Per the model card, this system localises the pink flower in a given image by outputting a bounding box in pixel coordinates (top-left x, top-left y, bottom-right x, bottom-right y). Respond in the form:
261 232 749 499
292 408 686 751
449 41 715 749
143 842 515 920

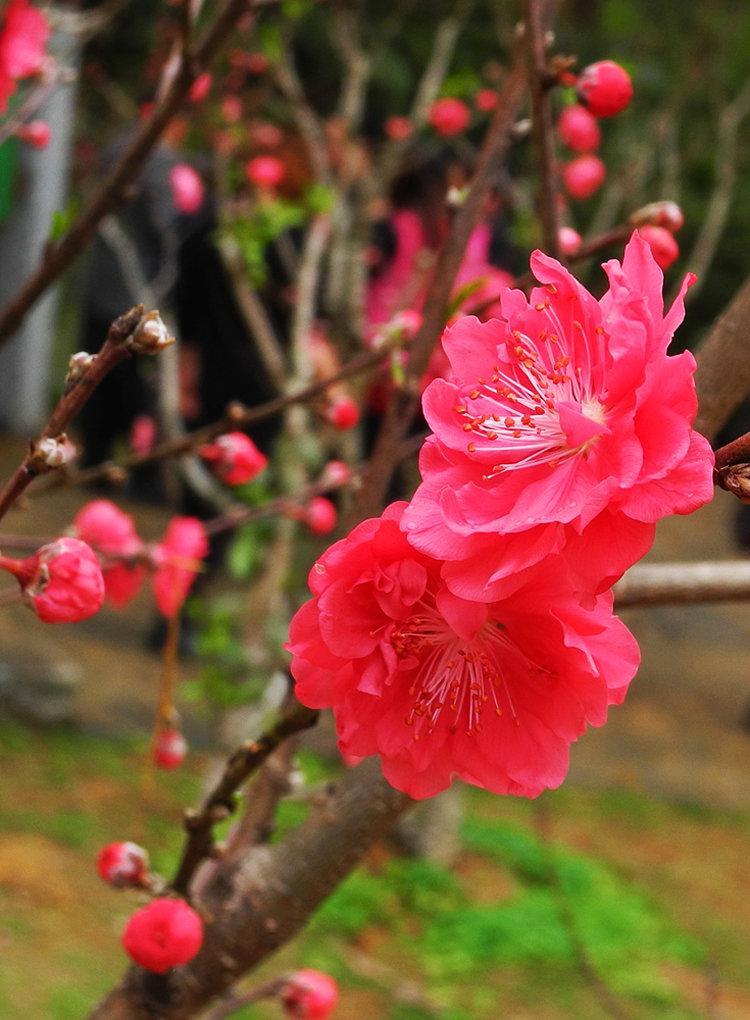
73 499 146 608
248 119 283 148
384 115 413 141
562 154 606 200
0 0 49 78
401 233 715 602
287 504 639 799
97 841 149 888
637 225 679 271
305 497 337 536
199 432 267 486
0 537 105 623
428 97 470 137
558 226 582 256
152 517 208 619
153 727 188 770
130 413 157 456
169 164 204 215
282 969 339 1018
245 155 285 189
557 104 601 152
122 898 203 973
577 60 633 118
16 118 50 148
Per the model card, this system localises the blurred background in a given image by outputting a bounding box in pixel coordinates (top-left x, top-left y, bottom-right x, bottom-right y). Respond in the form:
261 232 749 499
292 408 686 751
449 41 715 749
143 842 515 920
0 1 749 1017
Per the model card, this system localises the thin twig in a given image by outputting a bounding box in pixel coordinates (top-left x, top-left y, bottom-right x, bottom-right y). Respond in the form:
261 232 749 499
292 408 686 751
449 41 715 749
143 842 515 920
199 977 287 1020
524 0 560 257
171 702 319 896
615 561 750 607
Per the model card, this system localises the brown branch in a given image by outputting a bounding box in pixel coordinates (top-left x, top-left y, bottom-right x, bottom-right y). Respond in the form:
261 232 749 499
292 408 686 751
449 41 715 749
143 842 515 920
171 702 319 897
694 275 750 441
0 305 159 523
524 0 560 257
273 37 332 184
89 759 409 1019
199 978 287 1020
32 336 402 496
353 49 528 519
0 0 280 346
615 561 750 607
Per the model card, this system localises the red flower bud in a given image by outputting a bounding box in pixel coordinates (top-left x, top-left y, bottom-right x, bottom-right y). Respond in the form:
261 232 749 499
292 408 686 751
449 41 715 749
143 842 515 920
474 88 499 112
17 119 50 149
637 225 679 271
428 97 470 137
188 72 212 104
384 115 413 141
97 841 149 887
122 897 203 973
577 60 633 118
558 226 582 256
562 154 606 200
326 396 359 430
169 164 204 215
305 497 337 536
153 728 188 770
282 969 339 1019
557 104 600 152
245 155 285 189
0 537 105 623
322 460 351 488
199 432 268 486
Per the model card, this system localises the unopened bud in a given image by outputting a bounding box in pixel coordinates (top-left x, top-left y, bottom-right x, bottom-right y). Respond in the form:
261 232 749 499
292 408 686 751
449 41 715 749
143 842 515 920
720 463 750 504
34 435 77 469
447 185 468 208
65 351 96 391
629 200 684 233
127 311 175 355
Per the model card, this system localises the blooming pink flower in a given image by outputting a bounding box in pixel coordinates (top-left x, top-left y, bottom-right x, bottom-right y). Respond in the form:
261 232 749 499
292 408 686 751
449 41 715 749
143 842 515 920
428 97 470 137
245 155 285 189
305 497 337 536
557 104 601 152
0 537 105 623
577 60 633 118
384 115 413 141
637 225 679 270
16 118 50 148
122 897 203 973
73 500 146 608
287 504 639 799
199 432 267 486
282 969 339 1018
169 164 204 215
558 226 582 255
152 517 208 619
562 154 606 200
153 727 188 769
401 233 715 603
97 841 149 888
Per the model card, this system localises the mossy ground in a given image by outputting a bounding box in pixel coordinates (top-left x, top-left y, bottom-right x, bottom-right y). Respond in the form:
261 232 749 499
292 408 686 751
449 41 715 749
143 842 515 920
0 722 748 1019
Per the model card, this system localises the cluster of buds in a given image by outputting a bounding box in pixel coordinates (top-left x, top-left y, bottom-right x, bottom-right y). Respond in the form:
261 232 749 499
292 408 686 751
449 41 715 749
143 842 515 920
557 60 632 203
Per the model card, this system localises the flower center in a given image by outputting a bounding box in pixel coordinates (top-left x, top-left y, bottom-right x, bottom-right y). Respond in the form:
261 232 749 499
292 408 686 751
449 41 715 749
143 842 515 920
452 299 608 479
390 601 553 739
